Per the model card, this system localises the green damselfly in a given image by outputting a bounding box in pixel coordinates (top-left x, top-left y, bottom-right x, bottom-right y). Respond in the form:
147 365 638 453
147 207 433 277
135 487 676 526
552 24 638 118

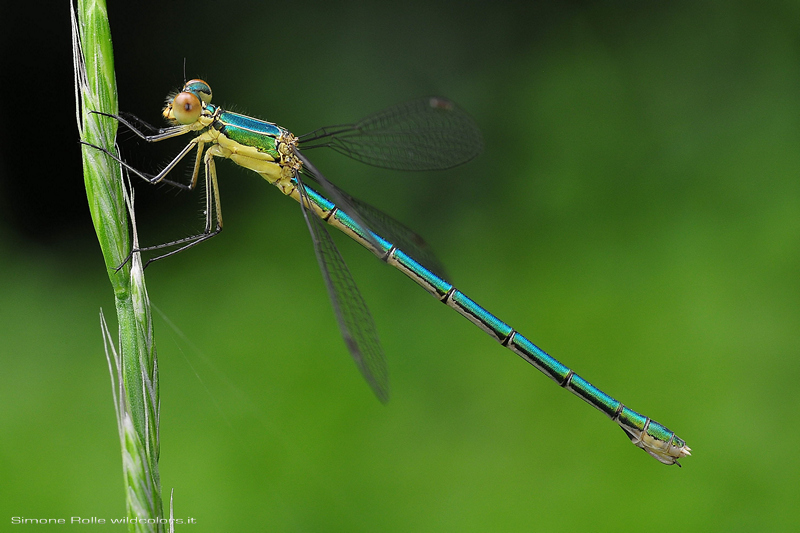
84 79 691 465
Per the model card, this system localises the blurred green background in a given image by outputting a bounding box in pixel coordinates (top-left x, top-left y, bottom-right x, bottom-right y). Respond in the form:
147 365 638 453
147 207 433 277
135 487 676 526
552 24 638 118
2 0 799 531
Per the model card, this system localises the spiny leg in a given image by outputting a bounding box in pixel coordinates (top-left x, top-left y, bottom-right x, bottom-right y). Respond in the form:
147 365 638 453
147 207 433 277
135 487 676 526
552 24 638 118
130 145 224 269
80 139 199 190
89 110 193 142
82 115 219 269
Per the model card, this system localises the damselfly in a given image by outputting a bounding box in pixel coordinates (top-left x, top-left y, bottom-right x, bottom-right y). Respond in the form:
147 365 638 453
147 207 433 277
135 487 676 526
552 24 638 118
84 79 690 465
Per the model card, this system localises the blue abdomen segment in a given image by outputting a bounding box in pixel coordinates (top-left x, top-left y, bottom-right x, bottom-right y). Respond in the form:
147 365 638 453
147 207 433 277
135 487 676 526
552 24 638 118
566 373 622 418
391 249 453 298
294 177 688 464
448 290 513 341
332 210 394 257
507 332 571 384
300 183 336 214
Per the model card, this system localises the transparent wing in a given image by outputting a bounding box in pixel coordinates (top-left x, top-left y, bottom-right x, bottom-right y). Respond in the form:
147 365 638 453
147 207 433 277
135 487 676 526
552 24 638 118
297 148 447 278
298 96 483 171
335 190 448 279
296 151 447 278
295 173 389 403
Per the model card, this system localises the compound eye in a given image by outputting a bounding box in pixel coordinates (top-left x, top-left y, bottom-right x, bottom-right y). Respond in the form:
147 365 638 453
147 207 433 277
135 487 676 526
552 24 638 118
184 79 212 104
172 91 202 124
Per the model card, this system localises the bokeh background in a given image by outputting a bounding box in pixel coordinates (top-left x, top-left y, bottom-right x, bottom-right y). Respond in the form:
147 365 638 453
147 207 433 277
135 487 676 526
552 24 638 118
2 1 799 531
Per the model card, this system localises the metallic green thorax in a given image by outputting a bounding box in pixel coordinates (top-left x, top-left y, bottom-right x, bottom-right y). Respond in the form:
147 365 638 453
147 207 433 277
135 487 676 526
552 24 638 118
209 104 285 160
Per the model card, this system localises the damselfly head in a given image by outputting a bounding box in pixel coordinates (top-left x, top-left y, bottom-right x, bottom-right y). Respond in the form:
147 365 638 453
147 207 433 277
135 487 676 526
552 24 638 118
163 79 213 125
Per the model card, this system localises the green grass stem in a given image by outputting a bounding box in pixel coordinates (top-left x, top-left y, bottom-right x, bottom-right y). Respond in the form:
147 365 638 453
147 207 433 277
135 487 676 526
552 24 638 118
72 1 167 530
